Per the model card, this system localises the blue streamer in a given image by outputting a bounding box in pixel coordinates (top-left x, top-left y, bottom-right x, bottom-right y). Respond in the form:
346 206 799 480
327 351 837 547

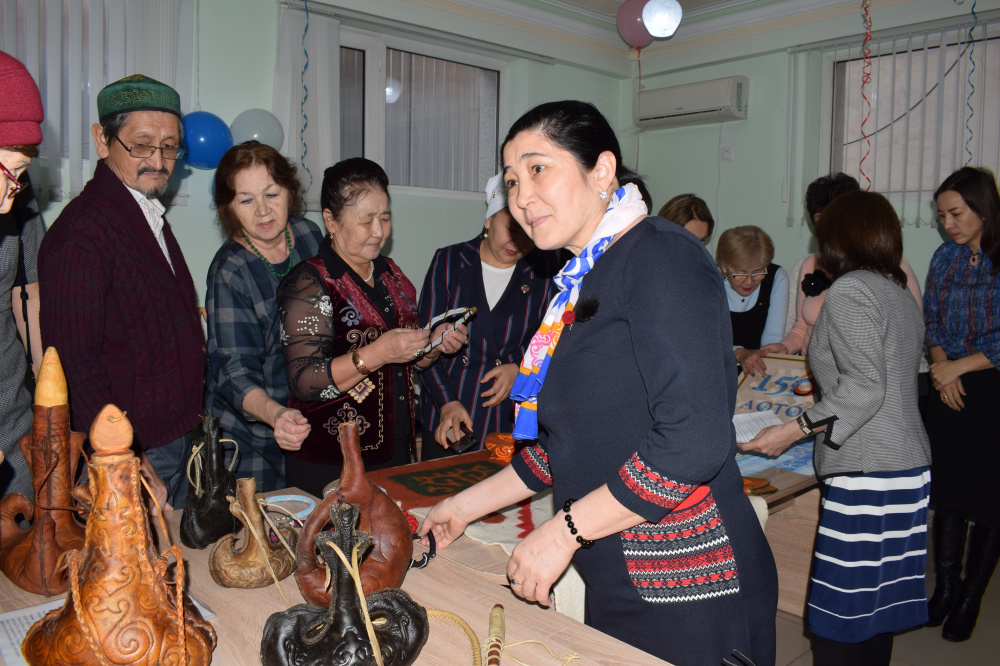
300 0 313 195
962 1 978 166
964 0 978 166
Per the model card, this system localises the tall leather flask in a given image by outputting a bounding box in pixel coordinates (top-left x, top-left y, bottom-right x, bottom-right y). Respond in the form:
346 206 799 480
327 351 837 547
0 348 86 596
295 421 413 607
208 476 297 588
261 502 428 666
21 404 217 665
180 415 238 549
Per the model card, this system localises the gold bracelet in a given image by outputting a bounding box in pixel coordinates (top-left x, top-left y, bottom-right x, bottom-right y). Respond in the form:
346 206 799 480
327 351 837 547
352 350 371 376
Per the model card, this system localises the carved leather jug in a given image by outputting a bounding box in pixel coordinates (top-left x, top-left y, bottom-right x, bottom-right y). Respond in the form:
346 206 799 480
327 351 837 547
180 415 238 549
209 476 297 588
296 421 413 606
21 404 217 665
261 502 428 666
0 348 86 596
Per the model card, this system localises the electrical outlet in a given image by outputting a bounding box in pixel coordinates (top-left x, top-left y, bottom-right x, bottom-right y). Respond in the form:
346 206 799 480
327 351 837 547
721 147 733 162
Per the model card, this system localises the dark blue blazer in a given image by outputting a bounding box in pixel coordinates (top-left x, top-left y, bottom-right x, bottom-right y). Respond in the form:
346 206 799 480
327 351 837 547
417 237 559 446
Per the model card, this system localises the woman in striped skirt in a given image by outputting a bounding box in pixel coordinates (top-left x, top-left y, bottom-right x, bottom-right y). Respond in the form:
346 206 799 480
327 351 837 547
741 190 931 665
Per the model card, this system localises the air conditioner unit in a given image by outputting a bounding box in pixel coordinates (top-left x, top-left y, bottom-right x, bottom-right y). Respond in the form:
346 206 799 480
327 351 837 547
636 76 748 129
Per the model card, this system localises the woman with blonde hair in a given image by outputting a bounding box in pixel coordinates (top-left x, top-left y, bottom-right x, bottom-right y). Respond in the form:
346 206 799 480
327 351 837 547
716 225 788 377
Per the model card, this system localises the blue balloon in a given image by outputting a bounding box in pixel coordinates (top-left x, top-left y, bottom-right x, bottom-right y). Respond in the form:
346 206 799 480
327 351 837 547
182 111 233 170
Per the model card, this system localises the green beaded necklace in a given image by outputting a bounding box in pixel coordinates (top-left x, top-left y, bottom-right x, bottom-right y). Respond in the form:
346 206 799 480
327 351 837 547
242 228 294 278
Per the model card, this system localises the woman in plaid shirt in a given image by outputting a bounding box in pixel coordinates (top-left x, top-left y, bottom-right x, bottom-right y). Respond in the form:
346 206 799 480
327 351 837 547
204 142 324 491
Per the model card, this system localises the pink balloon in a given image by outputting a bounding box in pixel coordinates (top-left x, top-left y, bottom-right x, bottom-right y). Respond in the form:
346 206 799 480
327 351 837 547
617 0 653 49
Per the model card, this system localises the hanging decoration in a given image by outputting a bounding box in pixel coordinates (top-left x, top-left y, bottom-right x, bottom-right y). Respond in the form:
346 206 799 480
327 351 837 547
617 0 654 49
858 0 874 191
635 46 643 172
642 0 684 38
299 0 313 196
964 0 978 166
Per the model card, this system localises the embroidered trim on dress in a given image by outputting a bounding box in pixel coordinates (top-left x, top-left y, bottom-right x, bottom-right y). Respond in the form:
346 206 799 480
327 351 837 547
622 490 740 603
620 453 698 510
519 445 552 486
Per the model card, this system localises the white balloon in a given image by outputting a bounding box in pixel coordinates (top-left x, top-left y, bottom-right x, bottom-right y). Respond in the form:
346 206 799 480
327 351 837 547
230 108 285 150
642 0 683 39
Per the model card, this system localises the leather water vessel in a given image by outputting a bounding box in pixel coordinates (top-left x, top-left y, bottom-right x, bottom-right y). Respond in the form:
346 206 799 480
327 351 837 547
295 421 412 607
209 476 297 588
0 348 85 596
261 502 428 666
180 415 238 549
21 404 217 665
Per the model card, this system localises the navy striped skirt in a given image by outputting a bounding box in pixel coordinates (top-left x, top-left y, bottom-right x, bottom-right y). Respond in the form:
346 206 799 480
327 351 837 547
807 467 931 643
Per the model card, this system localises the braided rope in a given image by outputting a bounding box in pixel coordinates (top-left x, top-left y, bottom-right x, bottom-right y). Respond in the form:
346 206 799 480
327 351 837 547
428 608 482 666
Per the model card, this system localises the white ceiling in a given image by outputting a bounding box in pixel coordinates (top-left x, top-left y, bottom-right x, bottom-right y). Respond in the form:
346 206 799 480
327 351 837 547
444 0 851 49
540 0 756 22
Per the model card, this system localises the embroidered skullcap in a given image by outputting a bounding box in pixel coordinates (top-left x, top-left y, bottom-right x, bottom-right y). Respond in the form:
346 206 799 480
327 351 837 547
0 51 44 147
485 172 507 219
97 74 181 122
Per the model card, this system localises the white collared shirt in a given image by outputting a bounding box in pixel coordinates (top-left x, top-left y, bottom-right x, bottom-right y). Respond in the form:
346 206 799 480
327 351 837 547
126 185 174 273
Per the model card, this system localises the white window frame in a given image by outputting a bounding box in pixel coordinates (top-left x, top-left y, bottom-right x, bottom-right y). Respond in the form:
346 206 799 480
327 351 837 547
339 27 508 200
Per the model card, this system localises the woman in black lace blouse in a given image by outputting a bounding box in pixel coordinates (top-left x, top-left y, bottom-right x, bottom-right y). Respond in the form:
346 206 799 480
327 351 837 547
276 158 464 496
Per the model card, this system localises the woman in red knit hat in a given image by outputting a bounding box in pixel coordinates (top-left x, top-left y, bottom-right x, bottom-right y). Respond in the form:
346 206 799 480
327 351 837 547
0 50 44 494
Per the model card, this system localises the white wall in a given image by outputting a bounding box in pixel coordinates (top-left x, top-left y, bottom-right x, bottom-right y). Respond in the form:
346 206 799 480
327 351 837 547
629 0 1000 291
34 0 1000 299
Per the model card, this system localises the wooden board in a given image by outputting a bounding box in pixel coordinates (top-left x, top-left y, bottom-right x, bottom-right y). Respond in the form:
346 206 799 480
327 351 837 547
763 487 822 617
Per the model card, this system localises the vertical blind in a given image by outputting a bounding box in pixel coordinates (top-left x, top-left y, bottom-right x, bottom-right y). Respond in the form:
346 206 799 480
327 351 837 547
787 10 1000 228
384 49 498 192
0 0 193 203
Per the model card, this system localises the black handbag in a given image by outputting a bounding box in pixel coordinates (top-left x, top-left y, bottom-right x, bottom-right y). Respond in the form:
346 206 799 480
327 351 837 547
179 416 239 549
260 502 428 666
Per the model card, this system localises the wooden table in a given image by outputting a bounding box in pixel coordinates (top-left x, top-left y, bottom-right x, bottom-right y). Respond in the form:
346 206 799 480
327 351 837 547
0 492 670 666
376 451 823 620
745 466 821 617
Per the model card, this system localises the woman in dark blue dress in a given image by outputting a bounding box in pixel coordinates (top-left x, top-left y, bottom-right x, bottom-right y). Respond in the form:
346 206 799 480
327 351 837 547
419 101 777 665
417 175 556 458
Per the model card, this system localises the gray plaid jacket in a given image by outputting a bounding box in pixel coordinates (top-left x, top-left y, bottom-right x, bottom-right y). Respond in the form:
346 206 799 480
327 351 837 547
805 270 931 477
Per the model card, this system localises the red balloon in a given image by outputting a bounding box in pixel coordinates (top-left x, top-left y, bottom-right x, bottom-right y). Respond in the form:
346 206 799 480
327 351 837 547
617 0 653 49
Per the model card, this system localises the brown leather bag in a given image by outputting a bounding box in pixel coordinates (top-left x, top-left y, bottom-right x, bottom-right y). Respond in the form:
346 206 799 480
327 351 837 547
0 348 86 596
295 420 413 607
21 404 217 665
209 476 297 588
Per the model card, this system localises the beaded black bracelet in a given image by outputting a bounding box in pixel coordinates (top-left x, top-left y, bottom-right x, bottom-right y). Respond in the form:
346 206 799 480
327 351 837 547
562 498 594 549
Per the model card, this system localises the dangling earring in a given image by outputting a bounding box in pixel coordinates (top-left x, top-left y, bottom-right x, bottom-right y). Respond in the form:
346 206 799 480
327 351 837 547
599 190 608 200
482 227 489 239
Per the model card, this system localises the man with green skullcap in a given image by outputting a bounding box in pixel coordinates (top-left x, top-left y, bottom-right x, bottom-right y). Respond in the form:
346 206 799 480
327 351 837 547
38 75 204 515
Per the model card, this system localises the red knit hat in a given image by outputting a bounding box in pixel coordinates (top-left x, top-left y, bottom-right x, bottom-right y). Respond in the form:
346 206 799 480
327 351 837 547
0 51 44 147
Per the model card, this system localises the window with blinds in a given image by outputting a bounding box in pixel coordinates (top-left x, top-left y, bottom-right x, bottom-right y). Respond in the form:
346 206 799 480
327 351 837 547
832 35 999 196
786 10 1000 228
383 49 499 193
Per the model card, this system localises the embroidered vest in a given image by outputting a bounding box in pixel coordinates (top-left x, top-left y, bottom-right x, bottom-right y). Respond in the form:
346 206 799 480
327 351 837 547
288 257 420 466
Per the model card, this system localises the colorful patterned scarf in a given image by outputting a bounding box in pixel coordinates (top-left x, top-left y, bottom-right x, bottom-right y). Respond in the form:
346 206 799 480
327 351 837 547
510 183 648 440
